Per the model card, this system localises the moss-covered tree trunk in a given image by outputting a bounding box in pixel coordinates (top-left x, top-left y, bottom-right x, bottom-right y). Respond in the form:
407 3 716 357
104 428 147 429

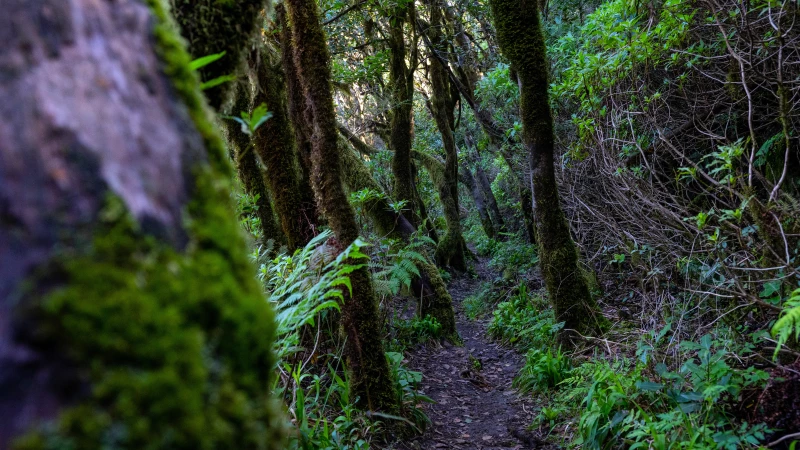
338 137 458 339
426 1 468 271
284 0 397 412
489 0 606 342
279 4 322 235
0 1 284 447
225 83 286 249
461 163 496 239
388 5 421 226
251 31 316 251
473 158 507 235
169 0 269 110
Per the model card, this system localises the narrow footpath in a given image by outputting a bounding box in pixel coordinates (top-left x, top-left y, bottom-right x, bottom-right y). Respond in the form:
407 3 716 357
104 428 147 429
399 260 558 450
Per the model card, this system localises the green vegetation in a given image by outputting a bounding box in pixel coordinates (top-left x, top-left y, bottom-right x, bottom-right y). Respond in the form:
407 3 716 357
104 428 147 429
6 0 800 447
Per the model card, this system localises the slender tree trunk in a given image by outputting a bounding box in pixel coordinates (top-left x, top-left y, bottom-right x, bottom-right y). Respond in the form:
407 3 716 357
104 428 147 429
474 159 507 235
461 163 496 239
388 5 420 226
519 183 538 244
414 171 441 243
426 1 468 271
285 0 397 411
489 0 606 342
280 5 322 235
252 28 316 251
0 0 283 447
225 83 286 250
415 151 468 270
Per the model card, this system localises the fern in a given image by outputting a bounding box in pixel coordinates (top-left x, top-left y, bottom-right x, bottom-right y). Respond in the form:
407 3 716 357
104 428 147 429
372 233 434 296
261 230 367 360
772 288 800 358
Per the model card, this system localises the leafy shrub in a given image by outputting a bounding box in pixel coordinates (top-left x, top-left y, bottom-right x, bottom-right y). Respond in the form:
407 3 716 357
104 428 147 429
488 285 562 350
385 352 434 433
487 238 539 281
572 336 769 449
392 316 443 349
261 230 364 360
515 348 572 394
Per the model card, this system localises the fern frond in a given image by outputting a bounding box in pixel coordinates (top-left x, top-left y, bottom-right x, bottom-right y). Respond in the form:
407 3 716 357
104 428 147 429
771 289 800 359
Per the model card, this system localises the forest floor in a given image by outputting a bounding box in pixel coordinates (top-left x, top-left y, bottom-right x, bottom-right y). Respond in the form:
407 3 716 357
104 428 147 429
395 259 559 450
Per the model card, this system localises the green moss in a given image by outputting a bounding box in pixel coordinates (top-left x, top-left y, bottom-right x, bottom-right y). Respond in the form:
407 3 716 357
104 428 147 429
13 3 285 448
167 0 269 110
16 189 284 450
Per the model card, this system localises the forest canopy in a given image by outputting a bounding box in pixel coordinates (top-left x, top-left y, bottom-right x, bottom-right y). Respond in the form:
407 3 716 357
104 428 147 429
1 0 799 448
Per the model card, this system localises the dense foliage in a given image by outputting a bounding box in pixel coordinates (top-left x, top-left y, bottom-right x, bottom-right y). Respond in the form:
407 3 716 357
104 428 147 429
5 0 799 447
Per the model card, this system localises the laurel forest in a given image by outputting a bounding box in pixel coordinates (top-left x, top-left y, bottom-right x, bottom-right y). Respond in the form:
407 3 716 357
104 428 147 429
2 0 800 448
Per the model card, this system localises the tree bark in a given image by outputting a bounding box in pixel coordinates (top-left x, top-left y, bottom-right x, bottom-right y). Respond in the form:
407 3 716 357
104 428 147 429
461 163 496 239
0 0 283 447
252 31 317 251
279 4 322 235
225 83 286 250
489 0 606 343
426 1 468 271
388 4 421 226
169 0 269 110
285 0 397 412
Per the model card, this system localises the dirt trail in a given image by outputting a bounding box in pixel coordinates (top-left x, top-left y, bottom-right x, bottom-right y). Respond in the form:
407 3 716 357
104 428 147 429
399 260 556 450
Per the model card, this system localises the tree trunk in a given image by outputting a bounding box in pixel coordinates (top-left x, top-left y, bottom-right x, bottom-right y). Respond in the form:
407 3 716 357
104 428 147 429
279 4 322 235
252 30 317 251
0 1 283 447
169 0 269 110
225 83 286 250
489 0 606 343
519 183 538 244
461 163 496 239
415 152 468 270
388 5 421 226
339 136 458 338
426 1 468 271
285 0 397 412
474 160 507 235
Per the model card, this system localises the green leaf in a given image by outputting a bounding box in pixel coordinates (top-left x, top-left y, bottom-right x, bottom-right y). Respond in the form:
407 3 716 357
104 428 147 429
635 381 664 392
190 51 227 70
200 74 236 90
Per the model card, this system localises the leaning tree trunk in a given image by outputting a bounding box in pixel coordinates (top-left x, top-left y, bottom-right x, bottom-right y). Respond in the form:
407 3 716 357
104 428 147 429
415 151 470 270
489 0 606 343
426 1 468 271
0 1 284 448
461 163 497 240
285 0 397 412
466 143 507 236
338 136 458 339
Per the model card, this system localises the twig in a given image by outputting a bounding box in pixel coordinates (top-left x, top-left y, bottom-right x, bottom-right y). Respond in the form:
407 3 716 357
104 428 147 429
767 431 800 447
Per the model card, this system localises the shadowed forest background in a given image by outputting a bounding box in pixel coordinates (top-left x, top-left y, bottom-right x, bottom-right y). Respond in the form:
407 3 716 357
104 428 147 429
1 0 800 448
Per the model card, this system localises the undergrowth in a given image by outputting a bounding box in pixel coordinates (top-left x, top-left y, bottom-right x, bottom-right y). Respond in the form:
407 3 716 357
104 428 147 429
246 225 433 448
472 276 778 449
